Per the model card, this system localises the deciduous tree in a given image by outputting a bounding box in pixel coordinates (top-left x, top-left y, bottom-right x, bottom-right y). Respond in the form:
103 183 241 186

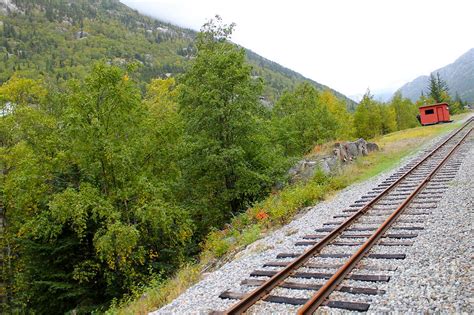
390 92 419 130
272 83 338 157
178 16 281 233
353 90 382 139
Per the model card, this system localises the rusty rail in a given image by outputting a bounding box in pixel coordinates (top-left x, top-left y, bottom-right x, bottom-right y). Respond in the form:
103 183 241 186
222 117 473 315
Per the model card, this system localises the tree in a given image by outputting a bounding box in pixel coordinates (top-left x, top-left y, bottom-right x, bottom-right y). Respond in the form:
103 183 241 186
416 90 429 107
0 75 47 109
178 16 281 233
427 72 450 103
353 90 383 139
143 77 184 185
450 91 466 115
2 64 193 312
390 92 419 130
272 83 339 156
318 89 353 139
379 103 397 134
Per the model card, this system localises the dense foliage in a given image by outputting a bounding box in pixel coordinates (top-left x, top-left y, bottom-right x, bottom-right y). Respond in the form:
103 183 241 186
178 19 284 237
390 92 419 130
354 91 389 139
272 83 338 156
0 16 355 313
1 66 194 312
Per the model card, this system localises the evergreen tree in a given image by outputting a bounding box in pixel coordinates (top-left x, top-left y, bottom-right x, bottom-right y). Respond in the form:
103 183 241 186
427 72 450 103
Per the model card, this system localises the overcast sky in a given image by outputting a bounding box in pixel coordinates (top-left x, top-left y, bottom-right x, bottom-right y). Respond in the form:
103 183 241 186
121 0 473 98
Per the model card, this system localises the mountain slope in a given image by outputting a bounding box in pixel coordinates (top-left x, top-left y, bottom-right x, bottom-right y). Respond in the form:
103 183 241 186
397 48 474 103
0 0 356 108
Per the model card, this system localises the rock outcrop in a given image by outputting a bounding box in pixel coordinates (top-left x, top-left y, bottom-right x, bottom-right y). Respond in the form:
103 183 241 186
288 139 379 183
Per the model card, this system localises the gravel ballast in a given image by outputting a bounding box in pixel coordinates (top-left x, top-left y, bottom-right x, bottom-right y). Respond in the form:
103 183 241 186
154 118 473 315
367 132 473 313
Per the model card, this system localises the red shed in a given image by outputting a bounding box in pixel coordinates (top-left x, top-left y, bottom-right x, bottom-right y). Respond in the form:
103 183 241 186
418 103 451 126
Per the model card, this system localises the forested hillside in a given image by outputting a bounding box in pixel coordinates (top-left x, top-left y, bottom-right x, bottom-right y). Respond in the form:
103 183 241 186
0 0 355 106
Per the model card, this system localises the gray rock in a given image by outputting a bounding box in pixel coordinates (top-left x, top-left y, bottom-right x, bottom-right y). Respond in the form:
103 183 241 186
344 141 360 159
333 142 349 162
355 138 369 156
289 138 378 183
367 142 380 153
75 31 88 39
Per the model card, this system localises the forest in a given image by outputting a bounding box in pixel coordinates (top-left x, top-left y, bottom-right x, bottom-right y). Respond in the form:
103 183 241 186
0 4 469 314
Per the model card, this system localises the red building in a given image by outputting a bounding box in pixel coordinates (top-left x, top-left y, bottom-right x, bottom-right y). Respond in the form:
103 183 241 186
418 103 451 126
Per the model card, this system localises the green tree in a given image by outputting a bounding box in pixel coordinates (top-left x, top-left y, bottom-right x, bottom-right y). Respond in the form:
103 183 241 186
379 103 397 134
178 17 282 234
390 92 419 130
143 77 184 186
1 64 193 313
449 91 466 114
427 72 450 103
0 75 47 113
353 90 382 139
272 83 338 156
318 89 353 139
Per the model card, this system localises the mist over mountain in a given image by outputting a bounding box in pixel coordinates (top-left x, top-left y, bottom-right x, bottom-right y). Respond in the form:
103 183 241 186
396 48 474 103
372 88 397 102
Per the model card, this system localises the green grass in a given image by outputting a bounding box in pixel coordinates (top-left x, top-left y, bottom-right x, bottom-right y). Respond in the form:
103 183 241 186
106 264 202 315
110 113 471 315
349 114 468 182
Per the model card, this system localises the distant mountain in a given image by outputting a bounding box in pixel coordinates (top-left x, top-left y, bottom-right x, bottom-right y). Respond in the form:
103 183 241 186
348 93 364 103
374 87 400 102
396 48 474 103
349 88 394 103
244 49 356 109
0 0 356 108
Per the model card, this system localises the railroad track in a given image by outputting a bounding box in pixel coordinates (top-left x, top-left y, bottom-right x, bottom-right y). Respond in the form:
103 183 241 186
216 117 473 314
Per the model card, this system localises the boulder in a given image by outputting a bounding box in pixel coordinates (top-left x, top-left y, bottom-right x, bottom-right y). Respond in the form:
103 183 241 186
288 159 320 183
287 138 379 184
333 143 349 162
355 138 369 156
342 138 368 160
320 155 340 174
367 142 379 153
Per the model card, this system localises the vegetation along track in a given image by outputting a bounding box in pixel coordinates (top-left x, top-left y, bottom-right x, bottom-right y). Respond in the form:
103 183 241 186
216 117 474 314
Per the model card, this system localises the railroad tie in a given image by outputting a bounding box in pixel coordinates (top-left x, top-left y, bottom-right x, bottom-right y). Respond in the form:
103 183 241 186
218 291 371 311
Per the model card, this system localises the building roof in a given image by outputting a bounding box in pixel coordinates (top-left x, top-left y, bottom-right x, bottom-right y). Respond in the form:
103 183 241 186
419 102 448 109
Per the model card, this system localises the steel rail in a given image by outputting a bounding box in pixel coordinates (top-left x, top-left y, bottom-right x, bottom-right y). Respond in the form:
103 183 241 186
297 123 472 314
223 117 473 315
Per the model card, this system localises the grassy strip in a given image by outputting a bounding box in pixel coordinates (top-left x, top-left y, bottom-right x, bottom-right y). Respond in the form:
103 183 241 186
346 118 464 182
109 114 469 315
